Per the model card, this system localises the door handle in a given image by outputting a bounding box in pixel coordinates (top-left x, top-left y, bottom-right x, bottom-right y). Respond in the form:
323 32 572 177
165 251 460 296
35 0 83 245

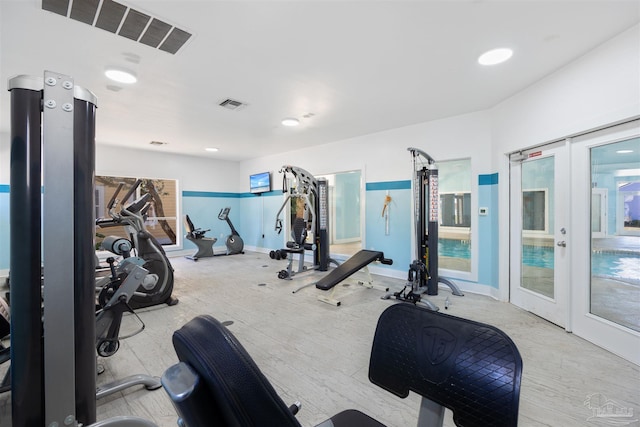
556 241 566 247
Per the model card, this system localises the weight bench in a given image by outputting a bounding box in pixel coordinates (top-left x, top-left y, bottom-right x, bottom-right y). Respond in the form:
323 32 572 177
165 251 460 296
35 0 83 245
293 250 393 305
184 214 217 261
161 303 522 426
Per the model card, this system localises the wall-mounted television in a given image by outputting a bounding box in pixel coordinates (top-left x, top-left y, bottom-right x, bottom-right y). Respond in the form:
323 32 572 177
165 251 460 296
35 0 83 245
249 171 271 194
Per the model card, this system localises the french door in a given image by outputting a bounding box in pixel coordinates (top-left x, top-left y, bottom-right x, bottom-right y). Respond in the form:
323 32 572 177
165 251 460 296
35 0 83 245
509 120 639 364
509 143 570 328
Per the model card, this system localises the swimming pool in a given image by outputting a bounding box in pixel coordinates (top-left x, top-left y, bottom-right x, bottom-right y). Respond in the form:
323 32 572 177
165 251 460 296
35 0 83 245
438 239 640 282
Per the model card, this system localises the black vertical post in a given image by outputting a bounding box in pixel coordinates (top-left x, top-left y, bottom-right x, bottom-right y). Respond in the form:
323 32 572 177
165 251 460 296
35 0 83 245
9 88 45 426
416 168 430 292
427 167 439 295
317 179 329 271
73 97 97 425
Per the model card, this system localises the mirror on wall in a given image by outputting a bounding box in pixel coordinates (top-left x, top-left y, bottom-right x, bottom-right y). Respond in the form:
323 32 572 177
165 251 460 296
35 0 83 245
317 170 362 257
437 158 472 273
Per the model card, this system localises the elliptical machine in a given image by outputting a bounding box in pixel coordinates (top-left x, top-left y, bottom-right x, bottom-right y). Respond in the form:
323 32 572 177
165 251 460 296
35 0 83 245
96 180 178 309
217 207 244 255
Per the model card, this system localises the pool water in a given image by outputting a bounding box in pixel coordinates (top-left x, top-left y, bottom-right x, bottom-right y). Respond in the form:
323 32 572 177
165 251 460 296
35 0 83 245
438 239 640 282
438 239 471 259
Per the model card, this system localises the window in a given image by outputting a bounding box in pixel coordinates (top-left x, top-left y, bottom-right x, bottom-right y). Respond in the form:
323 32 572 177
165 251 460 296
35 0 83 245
95 176 179 248
440 193 471 227
522 189 548 232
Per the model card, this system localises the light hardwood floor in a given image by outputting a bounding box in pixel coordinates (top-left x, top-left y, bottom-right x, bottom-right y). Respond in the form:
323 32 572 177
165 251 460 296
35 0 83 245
1 251 638 426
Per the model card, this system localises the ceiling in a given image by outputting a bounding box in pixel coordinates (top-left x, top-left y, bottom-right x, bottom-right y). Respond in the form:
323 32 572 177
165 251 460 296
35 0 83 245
1 0 638 162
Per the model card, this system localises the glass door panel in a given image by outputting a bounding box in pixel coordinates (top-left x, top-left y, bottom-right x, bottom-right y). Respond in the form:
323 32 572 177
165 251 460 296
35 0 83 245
590 139 640 332
521 157 555 299
571 120 639 365
510 144 569 328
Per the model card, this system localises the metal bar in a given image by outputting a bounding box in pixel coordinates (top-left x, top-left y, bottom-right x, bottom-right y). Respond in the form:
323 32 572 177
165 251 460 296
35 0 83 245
416 397 445 427
9 83 45 427
42 70 78 426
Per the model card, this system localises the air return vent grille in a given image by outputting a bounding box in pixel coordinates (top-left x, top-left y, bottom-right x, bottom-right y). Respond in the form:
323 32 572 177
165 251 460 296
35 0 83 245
42 0 192 54
219 99 248 111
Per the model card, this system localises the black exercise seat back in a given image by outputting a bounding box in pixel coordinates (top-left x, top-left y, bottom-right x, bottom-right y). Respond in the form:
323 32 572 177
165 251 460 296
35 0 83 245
184 214 209 239
369 303 522 427
286 217 307 251
171 315 302 427
184 215 196 237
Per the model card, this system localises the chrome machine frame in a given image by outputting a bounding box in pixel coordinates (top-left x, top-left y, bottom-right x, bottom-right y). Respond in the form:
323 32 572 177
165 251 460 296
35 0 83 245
274 165 333 275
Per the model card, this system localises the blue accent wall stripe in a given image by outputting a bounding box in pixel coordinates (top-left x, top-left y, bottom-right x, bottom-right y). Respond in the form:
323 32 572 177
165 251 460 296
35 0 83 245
183 190 283 198
183 191 240 198
479 173 498 185
366 180 411 191
240 190 282 198
0 185 8 193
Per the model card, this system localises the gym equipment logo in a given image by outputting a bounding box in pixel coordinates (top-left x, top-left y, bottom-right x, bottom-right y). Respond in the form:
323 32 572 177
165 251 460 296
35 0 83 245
584 393 637 426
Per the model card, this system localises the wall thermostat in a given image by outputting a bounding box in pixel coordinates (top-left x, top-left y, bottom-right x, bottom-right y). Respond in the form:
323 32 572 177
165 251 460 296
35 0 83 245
479 207 488 215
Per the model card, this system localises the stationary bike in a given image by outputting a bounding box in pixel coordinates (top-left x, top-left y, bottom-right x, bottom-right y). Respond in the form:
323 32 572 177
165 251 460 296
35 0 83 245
217 207 244 255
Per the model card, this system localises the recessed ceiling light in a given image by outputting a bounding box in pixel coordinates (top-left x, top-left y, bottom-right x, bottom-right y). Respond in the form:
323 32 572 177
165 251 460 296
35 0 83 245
478 48 513 66
205 147 219 152
616 149 634 154
281 118 299 127
105 68 137 84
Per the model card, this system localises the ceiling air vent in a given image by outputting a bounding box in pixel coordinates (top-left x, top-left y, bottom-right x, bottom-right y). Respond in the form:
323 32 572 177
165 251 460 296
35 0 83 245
41 0 192 54
219 99 248 111
149 140 168 146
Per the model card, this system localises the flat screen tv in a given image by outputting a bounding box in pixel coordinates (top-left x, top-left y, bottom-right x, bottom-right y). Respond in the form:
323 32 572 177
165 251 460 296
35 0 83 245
249 171 271 194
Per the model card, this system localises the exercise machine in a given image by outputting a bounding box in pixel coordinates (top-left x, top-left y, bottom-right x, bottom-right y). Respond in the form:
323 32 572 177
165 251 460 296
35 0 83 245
217 207 244 255
95 251 148 357
96 179 178 309
383 147 463 311
276 217 315 280
273 165 336 280
94 260 162 401
0 297 9 393
311 250 393 306
9 71 158 426
183 214 217 260
1 248 160 398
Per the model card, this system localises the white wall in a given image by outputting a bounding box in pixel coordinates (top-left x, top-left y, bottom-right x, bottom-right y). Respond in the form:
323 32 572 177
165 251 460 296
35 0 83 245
239 109 492 185
97 144 240 192
0 133 9 183
492 24 640 157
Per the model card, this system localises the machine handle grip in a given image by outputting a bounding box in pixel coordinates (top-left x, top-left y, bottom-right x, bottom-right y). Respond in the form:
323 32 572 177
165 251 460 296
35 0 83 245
126 193 151 213
121 179 142 205
107 182 125 210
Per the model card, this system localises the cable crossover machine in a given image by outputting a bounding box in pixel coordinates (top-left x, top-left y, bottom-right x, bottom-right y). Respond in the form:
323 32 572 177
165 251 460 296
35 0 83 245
383 147 464 311
273 165 337 279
